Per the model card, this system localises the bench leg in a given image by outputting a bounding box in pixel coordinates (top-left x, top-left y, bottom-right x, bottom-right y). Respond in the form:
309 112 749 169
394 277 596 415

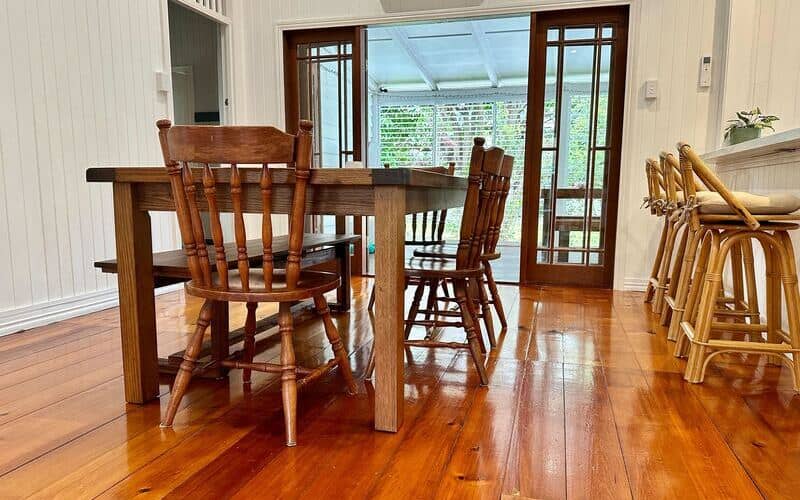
332 241 352 312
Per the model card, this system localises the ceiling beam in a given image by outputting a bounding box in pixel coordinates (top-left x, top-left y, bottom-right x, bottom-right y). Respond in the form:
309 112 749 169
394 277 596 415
469 22 499 88
387 27 438 91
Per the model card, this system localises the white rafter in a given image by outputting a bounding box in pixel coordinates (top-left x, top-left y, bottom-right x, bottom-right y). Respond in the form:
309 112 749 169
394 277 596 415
469 21 499 88
387 27 438 91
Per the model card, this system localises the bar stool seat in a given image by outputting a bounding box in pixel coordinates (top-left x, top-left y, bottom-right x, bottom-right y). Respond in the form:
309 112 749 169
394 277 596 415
695 190 800 215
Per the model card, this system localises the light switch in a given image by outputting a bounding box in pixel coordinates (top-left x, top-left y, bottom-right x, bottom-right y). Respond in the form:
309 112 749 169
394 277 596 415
155 71 171 93
645 80 658 100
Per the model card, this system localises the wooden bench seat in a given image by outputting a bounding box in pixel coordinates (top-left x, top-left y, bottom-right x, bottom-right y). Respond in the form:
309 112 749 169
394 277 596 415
94 233 359 377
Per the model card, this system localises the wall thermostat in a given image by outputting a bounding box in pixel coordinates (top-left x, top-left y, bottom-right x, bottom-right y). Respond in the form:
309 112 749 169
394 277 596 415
699 55 712 88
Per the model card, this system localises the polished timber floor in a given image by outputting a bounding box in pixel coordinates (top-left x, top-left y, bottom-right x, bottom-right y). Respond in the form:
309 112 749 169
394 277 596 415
1 278 800 499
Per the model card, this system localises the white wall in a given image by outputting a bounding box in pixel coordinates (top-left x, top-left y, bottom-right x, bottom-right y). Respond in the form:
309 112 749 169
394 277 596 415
230 0 720 290
0 0 179 334
712 0 800 149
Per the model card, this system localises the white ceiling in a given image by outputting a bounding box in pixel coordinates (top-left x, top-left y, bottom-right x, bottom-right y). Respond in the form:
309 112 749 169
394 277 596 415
367 15 605 92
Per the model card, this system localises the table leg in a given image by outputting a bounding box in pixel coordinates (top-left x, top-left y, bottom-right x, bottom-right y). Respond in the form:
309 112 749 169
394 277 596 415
210 301 230 378
332 241 351 312
373 186 406 432
113 183 159 404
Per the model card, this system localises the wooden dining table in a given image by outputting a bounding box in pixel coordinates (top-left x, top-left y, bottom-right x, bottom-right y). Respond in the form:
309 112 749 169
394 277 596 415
86 166 467 432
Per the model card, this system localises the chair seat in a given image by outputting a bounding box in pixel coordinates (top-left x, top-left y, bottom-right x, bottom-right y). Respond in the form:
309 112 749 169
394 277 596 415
185 269 340 302
696 190 800 215
411 244 500 261
404 255 483 278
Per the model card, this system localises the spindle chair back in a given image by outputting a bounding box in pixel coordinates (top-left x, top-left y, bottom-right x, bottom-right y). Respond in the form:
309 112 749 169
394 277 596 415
407 162 457 245
157 119 313 293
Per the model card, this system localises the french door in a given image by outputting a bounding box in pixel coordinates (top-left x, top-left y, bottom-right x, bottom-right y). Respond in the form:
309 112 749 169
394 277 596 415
521 7 628 287
283 27 367 274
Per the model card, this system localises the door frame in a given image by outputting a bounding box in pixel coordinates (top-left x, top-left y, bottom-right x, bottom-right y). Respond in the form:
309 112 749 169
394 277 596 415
282 26 368 275
520 6 629 288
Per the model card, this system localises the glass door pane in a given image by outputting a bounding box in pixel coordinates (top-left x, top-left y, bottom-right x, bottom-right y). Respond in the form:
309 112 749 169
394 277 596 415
525 7 628 287
296 41 354 233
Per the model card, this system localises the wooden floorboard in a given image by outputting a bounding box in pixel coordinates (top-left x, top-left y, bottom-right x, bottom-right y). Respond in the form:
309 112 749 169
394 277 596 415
3 278 800 498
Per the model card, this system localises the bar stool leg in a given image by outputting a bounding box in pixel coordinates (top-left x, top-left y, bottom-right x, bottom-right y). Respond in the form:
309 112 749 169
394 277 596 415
775 231 800 391
667 228 703 343
741 239 761 326
653 219 677 313
684 231 722 383
646 217 669 304
661 222 688 326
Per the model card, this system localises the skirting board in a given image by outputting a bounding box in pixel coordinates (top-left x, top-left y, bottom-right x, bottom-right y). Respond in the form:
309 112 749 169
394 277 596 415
0 283 184 337
623 277 648 292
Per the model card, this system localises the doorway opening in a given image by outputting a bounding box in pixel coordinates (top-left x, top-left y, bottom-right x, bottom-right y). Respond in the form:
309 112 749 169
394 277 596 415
168 1 226 125
365 15 531 282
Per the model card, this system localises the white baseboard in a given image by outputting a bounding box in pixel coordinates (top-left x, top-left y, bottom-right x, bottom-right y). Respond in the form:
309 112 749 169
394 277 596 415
623 277 649 292
0 283 184 337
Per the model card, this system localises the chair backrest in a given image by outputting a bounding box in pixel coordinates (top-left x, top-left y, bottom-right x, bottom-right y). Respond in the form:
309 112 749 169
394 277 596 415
156 119 314 291
661 150 708 193
407 162 457 244
659 154 680 207
484 155 514 255
677 142 759 230
456 138 505 270
644 158 662 215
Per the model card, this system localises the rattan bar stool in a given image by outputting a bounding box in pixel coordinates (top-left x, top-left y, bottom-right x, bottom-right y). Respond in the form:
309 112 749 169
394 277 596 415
671 143 800 389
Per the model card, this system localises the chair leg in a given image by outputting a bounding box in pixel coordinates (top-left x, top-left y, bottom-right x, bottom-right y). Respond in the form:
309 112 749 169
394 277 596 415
314 295 357 395
667 228 702 343
730 242 745 315
454 278 488 385
775 231 800 391
368 280 376 311
660 223 687 326
654 219 677 313
424 279 439 340
646 217 669 303
675 231 712 356
278 302 298 447
484 262 507 330
161 300 213 428
242 302 258 385
684 231 722 383
741 239 761 325
404 280 426 340
476 276 496 348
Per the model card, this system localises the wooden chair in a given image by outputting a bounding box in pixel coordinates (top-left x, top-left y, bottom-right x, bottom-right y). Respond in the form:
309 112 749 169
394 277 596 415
671 143 800 389
156 119 357 446
411 156 515 340
365 139 507 385
367 163 457 311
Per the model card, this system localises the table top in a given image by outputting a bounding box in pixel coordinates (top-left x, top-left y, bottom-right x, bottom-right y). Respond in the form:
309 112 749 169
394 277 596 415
86 166 468 189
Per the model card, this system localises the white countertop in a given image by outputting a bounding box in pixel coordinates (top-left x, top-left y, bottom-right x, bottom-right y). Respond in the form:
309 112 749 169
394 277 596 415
702 128 800 164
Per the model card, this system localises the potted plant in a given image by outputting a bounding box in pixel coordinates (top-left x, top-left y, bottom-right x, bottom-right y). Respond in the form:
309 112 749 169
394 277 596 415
724 107 779 145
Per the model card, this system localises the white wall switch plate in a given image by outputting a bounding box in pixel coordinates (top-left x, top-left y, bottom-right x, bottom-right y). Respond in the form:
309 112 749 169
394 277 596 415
645 79 658 100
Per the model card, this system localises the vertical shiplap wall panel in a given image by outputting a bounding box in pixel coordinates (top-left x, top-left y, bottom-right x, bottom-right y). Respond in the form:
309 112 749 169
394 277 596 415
0 0 178 316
